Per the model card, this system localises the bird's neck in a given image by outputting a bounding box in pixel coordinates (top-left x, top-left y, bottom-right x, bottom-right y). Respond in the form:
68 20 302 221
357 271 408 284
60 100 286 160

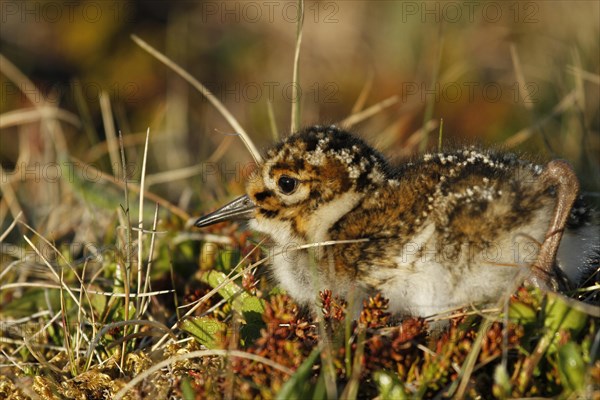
303 190 364 245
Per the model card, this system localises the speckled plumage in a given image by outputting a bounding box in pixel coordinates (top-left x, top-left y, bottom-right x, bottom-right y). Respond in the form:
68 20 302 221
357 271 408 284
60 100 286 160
196 125 599 317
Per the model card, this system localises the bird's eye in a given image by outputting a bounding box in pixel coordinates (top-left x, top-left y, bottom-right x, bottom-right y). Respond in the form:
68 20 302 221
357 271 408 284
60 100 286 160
277 175 298 194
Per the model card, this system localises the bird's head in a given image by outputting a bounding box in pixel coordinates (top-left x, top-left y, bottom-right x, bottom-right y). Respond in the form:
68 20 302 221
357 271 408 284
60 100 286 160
195 125 391 242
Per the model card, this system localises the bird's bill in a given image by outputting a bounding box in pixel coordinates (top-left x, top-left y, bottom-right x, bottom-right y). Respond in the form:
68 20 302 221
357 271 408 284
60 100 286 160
194 195 256 228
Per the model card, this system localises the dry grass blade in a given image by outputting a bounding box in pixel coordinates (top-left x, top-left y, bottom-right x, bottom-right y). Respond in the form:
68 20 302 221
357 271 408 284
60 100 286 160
117 129 134 369
0 261 19 283
0 349 25 373
0 211 22 243
293 238 370 251
350 69 375 114
99 92 120 177
399 119 439 157
510 44 534 111
85 130 161 163
206 134 235 163
145 164 207 188
131 34 262 163
0 165 26 224
267 99 279 141
58 267 76 375
567 65 600 85
140 203 160 316
438 118 444 151
570 50 586 110
290 0 305 134
0 54 44 107
420 28 444 153
425 306 501 323
113 349 294 400
339 95 399 129
136 128 150 318
0 107 80 129
0 282 173 297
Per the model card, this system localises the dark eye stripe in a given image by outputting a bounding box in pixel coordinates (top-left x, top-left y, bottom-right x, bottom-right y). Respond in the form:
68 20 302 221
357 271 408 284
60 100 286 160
254 190 273 202
259 209 278 218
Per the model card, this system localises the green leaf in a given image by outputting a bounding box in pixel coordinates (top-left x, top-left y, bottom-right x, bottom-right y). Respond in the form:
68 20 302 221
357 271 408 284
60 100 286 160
239 294 266 343
557 342 585 393
374 370 408 400
276 347 321 400
180 376 196 400
492 364 512 399
198 270 265 315
544 293 587 334
199 270 238 300
508 302 536 325
241 294 265 315
180 316 227 349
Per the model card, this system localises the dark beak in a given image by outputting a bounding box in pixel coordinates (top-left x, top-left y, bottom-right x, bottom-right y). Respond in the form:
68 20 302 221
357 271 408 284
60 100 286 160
194 195 256 228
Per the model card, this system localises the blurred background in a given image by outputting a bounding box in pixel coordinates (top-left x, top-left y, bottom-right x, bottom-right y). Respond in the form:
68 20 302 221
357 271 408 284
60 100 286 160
1 0 599 242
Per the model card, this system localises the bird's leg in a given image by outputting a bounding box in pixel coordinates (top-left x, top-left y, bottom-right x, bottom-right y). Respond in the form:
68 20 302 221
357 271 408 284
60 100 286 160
530 160 579 290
